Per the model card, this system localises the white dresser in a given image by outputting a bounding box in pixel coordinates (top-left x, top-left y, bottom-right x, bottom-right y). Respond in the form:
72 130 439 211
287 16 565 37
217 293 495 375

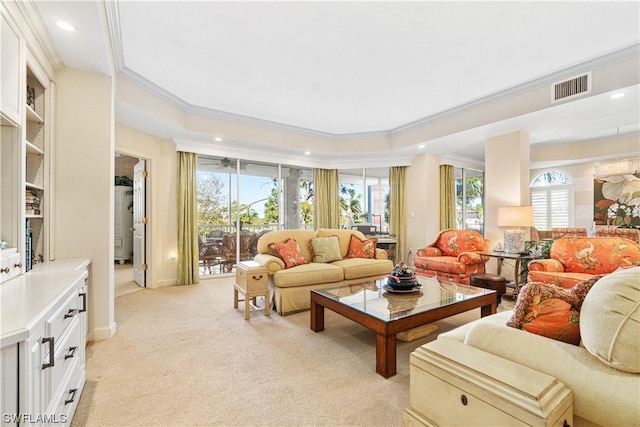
114 185 133 264
1 258 90 426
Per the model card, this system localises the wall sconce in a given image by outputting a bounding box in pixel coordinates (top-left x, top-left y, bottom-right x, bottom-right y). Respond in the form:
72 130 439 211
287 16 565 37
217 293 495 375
497 206 534 253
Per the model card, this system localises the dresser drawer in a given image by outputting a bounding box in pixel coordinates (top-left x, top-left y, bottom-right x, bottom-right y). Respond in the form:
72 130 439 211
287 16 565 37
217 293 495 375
51 318 82 397
46 291 80 342
0 250 21 283
48 357 84 426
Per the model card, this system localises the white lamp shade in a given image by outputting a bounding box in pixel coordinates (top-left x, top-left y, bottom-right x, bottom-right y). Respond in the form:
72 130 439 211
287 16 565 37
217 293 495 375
497 206 534 228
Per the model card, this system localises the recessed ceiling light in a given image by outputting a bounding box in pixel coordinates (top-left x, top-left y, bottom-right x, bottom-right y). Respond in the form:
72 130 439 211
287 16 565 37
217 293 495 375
611 93 625 99
304 151 311 155
56 20 76 32
418 144 425 149
214 137 222 142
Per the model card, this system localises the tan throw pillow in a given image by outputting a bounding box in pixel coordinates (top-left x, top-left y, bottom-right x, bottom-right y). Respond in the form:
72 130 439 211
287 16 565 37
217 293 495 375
310 236 342 263
580 267 640 373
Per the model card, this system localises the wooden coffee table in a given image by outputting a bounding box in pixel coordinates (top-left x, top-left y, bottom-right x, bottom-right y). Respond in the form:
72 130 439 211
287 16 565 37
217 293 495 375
310 277 496 378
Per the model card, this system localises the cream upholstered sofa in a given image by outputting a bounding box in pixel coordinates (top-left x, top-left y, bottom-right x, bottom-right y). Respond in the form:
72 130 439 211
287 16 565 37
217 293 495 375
253 228 393 315
410 267 640 427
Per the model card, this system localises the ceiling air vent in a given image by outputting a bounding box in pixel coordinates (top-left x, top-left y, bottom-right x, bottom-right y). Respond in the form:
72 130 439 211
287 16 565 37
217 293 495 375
551 72 591 103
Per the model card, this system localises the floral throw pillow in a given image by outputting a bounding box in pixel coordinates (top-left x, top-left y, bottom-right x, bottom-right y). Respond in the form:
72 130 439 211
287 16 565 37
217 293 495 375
345 235 378 259
268 238 308 269
507 282 581 345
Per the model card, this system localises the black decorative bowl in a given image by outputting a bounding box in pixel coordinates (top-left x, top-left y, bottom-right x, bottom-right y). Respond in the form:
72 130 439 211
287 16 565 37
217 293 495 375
386 275 419 290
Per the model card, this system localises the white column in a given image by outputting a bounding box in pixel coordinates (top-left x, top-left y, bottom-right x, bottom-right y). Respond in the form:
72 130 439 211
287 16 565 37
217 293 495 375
485 131 531 261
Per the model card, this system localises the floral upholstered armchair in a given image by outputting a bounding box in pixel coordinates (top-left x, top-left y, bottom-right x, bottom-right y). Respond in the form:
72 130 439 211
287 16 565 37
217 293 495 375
412 229 489 285
527 236 640 288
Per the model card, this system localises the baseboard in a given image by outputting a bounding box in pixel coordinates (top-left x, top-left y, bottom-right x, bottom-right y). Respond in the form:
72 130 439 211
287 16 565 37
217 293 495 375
89 322 117 341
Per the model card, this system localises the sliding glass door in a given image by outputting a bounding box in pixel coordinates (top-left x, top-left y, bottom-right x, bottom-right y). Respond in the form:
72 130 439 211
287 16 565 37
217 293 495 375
196 156 314 275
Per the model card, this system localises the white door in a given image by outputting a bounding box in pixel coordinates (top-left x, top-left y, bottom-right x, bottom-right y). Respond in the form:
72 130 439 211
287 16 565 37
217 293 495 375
133 160 147 287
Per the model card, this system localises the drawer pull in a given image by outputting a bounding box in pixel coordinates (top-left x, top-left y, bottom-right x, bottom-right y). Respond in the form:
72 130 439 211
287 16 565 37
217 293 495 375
0 267 9 274
64 388 78 405
13 262 22 268
252 274 263 280
460 394 468 406
42 337 55 369
64 346 78 360
64 308 79 319
79 292 87 313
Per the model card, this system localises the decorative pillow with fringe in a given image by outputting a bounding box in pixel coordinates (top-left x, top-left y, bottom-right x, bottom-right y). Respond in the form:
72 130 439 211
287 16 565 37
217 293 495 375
345 235 378 259
268 238 308 269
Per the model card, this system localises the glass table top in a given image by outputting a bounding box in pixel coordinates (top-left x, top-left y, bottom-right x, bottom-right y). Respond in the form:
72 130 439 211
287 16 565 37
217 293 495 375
312 276 494 322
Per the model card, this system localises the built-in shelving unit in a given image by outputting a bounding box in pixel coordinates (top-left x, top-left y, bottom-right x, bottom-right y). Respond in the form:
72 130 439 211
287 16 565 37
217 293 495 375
23 66 48 271
1 11 51 280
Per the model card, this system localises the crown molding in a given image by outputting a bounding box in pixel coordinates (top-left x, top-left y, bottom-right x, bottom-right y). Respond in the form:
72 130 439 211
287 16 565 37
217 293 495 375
113 41 639 143
173 138 414 170
105 0 639 144
390 43 640 136
13 0 64 73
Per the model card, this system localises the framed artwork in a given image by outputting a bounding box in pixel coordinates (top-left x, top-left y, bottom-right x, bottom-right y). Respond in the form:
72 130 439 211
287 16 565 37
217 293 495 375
593 172 640 227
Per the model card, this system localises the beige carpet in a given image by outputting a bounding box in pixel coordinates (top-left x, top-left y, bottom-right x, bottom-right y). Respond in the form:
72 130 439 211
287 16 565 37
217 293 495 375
73 277 513 427
114 263 143 298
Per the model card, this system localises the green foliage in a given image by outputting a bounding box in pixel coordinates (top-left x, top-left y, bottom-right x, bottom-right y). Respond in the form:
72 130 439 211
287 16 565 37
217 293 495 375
197 173 226 225
456 175 484 219
339 183 363 222
115 175 133 187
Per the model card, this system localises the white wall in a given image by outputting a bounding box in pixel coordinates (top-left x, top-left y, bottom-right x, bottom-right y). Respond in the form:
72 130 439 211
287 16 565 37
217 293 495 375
404 154 441 259
55 68 115 341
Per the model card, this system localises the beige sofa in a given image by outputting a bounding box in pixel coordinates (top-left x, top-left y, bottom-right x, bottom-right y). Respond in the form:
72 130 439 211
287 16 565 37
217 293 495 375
253 228 393 315
412 267 640 427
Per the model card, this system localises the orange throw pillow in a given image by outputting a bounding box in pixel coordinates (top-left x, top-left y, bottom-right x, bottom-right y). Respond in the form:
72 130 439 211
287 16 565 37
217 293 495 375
346 235 378 259
507 282 581 345
268 238 308 269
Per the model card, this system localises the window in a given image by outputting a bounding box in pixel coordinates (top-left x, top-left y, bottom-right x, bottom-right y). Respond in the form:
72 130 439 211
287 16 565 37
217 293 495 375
455 168 484 234
196 156 313 275
338 168 390 233
530 171 572 230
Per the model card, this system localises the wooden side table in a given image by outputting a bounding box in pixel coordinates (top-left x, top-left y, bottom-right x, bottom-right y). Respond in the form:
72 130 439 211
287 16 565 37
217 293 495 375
234 261 269 320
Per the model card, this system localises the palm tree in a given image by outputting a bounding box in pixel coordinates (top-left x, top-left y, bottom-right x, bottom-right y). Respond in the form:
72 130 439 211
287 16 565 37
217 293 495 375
339 184 363 222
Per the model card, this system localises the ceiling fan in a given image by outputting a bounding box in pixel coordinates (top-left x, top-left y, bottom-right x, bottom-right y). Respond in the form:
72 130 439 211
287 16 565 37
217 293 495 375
198 157 246 171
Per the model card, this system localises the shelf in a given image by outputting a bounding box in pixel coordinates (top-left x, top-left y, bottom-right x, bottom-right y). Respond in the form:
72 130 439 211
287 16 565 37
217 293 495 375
25 104 43 123
25 214 43 219
1 112 18 127
25 140 44 155
25 182 44 191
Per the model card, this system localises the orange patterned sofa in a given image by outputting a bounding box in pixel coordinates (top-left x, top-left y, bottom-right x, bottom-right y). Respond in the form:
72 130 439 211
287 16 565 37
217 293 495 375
413 229 489 285
527 236 640 288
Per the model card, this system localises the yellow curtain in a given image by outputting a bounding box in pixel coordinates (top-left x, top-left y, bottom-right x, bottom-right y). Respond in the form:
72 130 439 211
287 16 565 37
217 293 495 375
177 151 199 285
440 164 456 230
389 166 406 262
313 169 339 229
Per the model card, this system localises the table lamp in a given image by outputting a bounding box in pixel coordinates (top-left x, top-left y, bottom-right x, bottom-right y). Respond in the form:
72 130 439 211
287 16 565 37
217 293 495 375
497 206 534 253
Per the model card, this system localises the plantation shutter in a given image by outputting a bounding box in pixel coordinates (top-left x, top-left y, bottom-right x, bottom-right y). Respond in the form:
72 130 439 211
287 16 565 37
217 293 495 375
530 186 570 230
